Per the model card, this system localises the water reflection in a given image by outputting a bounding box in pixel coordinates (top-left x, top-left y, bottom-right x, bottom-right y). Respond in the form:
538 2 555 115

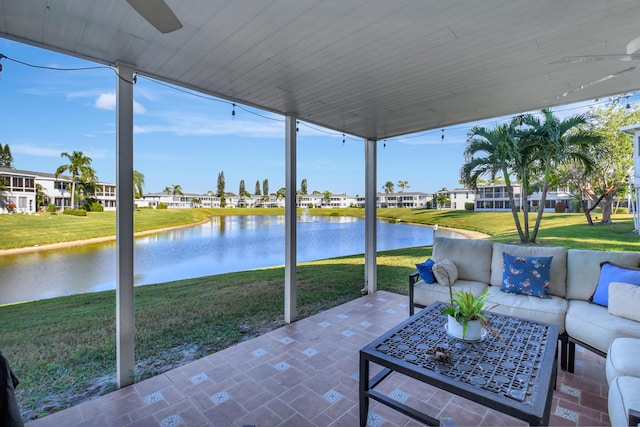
0 215 448 305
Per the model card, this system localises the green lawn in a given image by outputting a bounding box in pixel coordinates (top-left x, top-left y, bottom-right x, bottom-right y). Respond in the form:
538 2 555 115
1 208 638 420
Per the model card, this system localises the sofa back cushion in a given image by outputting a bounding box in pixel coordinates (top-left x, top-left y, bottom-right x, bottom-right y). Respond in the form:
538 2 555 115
566 249 640 301
432 237 493 283
490 243 568 297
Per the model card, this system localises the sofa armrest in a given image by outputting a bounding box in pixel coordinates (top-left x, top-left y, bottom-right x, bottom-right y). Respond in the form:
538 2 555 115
409 271 421 316
629 408 640 426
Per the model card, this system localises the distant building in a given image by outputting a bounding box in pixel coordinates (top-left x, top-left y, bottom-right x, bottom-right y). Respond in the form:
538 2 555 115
0 167 117 214
355 192 432 208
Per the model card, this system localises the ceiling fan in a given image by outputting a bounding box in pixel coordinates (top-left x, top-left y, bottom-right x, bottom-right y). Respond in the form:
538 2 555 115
550 36 640 99
550 36 640 65
126 0 183 34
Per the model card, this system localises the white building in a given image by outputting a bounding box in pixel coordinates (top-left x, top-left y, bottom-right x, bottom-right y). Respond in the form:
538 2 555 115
0 167 117 214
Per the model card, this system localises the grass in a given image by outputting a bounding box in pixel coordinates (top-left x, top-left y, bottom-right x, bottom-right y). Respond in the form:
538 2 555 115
1 208 638 419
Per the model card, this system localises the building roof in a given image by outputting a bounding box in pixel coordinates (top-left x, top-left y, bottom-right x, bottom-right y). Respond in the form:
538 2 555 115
2 1 640 140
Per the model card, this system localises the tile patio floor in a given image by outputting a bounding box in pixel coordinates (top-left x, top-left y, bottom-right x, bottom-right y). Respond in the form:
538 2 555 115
26 291 609 426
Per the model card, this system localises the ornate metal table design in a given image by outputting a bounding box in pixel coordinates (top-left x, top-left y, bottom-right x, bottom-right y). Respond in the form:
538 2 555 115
359 301 558 426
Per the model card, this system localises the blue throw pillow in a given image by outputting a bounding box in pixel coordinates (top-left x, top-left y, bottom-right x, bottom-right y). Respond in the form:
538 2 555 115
416 258 436 284
501 252 552 298
591 262 640 306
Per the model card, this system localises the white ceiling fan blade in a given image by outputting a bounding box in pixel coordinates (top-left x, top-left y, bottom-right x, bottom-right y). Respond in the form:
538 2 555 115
557 66 638 99
549 54 640 65
126 0 183 34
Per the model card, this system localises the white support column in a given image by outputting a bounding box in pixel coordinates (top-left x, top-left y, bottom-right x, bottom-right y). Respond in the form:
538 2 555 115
284 115 297 323
116 65 135 387
364 138 377 294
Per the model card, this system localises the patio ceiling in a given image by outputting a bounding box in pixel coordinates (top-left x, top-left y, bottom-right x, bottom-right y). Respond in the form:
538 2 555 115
2 1 640 140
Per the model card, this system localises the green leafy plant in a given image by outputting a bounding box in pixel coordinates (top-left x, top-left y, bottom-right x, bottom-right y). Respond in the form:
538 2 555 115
442 288 491 338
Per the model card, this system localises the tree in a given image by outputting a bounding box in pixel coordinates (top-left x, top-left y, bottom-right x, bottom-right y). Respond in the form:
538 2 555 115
133 170 145 199
434 188 450 210
397 180 410 192
239 180 246 196
461 121 527 241
36 183 48 210
577 104 640 224
383 181 394 194
217 172 226 207
276 187 286 200
300 178 308 195
164 184 183 196
262 179 269 197
520 108 601 239
55 151 95 209
0 144 14 168
323 190 332 206
254 180 261 196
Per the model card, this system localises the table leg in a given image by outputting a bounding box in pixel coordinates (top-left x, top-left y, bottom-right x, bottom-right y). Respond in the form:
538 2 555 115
359 352 370 427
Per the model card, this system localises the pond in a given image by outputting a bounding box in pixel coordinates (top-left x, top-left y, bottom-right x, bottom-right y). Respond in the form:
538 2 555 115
0 215 460 305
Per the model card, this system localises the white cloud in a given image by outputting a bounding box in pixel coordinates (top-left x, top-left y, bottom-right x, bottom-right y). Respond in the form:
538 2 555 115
11 144 62 157
95 92 147 114
133 112 284 138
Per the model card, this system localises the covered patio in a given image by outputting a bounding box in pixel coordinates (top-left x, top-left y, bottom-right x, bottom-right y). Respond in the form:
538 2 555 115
0 1 637 425
26 291 609 426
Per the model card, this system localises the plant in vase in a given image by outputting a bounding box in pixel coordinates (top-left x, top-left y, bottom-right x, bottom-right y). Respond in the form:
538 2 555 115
442 288 491 340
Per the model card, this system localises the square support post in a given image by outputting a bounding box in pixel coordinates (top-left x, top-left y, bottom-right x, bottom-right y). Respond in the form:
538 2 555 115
365 138 377 294
116 65 135 387
284 115 297 323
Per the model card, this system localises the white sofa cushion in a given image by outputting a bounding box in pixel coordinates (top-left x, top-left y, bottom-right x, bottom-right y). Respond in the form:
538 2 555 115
608 376 640 427
485 286 568 333
413 279 488 308
565 300 640 353
566 249 640 301
608 281 640 322
490 243 567 297
432 237 493 283
606 337 640 385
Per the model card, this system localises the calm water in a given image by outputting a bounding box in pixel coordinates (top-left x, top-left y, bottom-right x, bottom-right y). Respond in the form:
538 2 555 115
0 215 454 305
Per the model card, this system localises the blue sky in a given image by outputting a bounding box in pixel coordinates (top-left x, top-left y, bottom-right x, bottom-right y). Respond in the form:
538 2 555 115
1 38 634 196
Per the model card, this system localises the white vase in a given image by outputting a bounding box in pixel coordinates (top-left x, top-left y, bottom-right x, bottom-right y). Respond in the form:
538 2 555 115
447 315 483 341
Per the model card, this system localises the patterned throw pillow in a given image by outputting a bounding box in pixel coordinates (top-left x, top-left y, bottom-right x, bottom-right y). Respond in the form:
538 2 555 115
501 252 552 298
415 258 436 284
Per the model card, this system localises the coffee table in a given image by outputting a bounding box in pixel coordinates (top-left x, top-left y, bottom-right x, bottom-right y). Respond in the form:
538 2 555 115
359 301 558 426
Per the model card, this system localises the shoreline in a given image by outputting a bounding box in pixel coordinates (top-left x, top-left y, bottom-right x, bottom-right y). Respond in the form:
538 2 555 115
0 219 210 256
0 219 490 257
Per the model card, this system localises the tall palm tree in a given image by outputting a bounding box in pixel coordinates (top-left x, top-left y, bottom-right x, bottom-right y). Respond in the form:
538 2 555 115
133 170 145 199
461 121 528 242
383 181 394 194
519 109 601 241
397 180 410 192
55 151 94 209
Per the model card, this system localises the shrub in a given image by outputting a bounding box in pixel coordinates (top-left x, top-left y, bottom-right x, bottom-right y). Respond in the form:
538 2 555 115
46 203 57 213
82 201 104 212
464 202 475 211
62 209 87 217
157 203 168 209
6 203 16 213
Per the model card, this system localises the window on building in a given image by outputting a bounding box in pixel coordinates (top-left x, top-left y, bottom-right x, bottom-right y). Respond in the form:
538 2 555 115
25 178 35 191
12 177 23 188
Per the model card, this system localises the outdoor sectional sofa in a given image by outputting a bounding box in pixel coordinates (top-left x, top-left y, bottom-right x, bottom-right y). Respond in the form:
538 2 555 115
409 236 640 425
409 236 640 371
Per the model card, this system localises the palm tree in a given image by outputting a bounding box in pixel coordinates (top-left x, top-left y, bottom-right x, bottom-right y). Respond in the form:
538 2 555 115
397 180 410 192
383 181 394 194
133 170 145 199
434 188 450 209
35 183 48 210
519 109 601 241
323 190 332 206
55 151 94 209
461 121 527 242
